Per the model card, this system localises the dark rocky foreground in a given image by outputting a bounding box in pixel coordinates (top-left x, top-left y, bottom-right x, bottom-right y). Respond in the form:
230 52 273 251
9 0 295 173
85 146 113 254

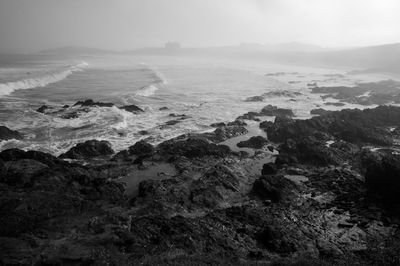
1 105 400 265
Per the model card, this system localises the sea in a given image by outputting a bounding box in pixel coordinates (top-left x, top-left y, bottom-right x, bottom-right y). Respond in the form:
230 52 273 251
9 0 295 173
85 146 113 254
0 53 395 155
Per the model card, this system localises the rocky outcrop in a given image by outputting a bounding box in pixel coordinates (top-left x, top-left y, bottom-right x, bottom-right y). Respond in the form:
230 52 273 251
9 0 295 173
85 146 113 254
365 154 400 208
73 99 114 107
128 140 155 156
251 175 299 203
244 95 264 102
264 106 400 145
120 104 144 113
260 105 294 117
275 137 349 167
312 80 400 105
0 126 23 140
237 136 269 149
202 125 248 143
261 162 277 175
157 135 231 159
59 139 114 159
2 105 400 265
310 108 332 116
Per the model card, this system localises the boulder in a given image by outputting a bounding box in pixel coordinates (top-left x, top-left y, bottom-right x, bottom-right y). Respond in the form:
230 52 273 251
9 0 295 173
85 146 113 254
191 164 239 208
261 162 277 175
310 108 331 116
237 136 269 149
128 140 155 157
210 122 226 127
265 106 400 145
276 137 344 167
59 140 114 159
157 135 231 159
0 126 23 140
202 125 248 143
244 96 264 102
260 105 294 117
0 149 60 166
36 105 49 113
119 104 144 113
0 159 48 186
73 99 114 107
251 175 298 203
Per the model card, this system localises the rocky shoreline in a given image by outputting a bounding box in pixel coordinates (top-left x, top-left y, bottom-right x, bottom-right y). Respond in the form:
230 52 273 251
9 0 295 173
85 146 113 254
1 103 400 265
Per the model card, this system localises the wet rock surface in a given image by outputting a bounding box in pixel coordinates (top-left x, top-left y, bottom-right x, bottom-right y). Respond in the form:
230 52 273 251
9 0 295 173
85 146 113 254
312 80 400 105
59 139 115 159
264 105 400 145
237 136 269 149
0 126 23 140
1 105 400 265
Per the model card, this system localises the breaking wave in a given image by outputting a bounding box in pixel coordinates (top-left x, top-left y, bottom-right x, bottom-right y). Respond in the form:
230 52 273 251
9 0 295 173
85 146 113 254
134 63 166 97
135 85 159 97
0 61 89 96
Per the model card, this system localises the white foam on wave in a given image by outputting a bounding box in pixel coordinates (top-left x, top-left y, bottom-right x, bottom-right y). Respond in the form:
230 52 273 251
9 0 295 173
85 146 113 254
135 62 167 97
0 61 89 96
135 85 159 97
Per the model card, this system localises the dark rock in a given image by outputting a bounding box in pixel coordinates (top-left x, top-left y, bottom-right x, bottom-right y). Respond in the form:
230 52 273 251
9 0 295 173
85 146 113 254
251 175 298 203
119 104 144 113
157 135 231 159
365 154 400 207
0 126 23 140
265 106 400 145
237 136 268 149
210 122 226 127
312 80 400 105
169 113 188 118
0 159 48 186
276 137 345 166
237 111 260 121
245 96 264 102
128 140 155 157
111 150 131 162
203 125 248 143
74 99 114 107
261 162 277 175
227 119 247 126
36 105 49 113
137 177 191 208
310 108 331 116
164 120 181 126
59 140 114 159
260 105 294 117
62 105 69 108
159 107 169 111
0 149 60 166
138 130 149 135
191 164 239 208
259 120 274 129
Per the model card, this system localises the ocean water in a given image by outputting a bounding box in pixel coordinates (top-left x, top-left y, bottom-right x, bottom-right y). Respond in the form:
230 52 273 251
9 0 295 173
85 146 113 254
0 54 395 155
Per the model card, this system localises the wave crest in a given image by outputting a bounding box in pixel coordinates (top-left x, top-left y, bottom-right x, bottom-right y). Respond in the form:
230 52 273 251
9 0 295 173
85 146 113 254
0 61 89 96
135 85 159 97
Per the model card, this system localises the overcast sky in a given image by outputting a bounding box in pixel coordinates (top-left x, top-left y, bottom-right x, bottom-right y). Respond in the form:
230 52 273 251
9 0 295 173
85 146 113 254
0 0 400 53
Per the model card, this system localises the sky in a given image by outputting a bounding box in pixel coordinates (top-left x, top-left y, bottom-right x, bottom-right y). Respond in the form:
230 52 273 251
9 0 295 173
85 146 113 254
0 0 400 53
